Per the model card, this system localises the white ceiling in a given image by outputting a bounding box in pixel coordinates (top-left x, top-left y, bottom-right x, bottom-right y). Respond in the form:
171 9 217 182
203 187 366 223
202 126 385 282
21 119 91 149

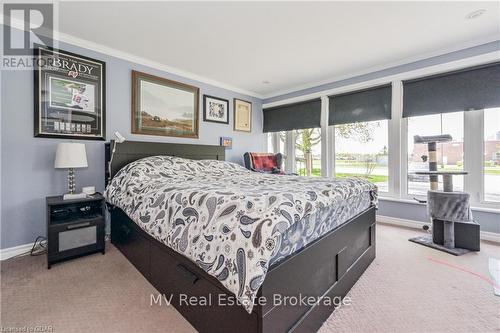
57 1 500 98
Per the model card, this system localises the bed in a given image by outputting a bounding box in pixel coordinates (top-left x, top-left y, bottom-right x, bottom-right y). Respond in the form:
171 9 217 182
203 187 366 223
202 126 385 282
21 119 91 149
104 140 377 333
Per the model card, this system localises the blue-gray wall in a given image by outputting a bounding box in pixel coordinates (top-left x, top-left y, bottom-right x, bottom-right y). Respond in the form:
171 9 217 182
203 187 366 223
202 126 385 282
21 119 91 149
264 41 500 233
1 29 264 249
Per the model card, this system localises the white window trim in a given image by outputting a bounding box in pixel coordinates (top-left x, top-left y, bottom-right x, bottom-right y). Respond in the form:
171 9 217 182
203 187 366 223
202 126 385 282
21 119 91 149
263 51 500 211
464 110 484 205
285 131 295 172
388 81 403 197
320 96 329 177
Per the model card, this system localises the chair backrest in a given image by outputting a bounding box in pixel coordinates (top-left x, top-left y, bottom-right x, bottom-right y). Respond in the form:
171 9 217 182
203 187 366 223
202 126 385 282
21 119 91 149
243 152 283 172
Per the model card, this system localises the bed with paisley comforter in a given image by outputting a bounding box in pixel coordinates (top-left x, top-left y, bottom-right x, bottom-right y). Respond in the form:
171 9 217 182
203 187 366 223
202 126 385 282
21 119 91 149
105 141 377 333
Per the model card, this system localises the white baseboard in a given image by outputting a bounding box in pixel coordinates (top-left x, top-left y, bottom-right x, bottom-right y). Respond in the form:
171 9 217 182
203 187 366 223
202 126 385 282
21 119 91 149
481 231 500 243
0 243 34 261
376 215 500 243
377 215 428 230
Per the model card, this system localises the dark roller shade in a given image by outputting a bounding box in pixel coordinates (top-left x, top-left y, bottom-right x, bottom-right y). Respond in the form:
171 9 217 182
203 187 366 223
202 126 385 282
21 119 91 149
328 84 392 125
403 62 500 118
263 98 321 132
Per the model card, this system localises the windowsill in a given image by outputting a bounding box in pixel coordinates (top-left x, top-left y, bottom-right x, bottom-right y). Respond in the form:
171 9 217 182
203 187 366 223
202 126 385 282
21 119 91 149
378 196 500 213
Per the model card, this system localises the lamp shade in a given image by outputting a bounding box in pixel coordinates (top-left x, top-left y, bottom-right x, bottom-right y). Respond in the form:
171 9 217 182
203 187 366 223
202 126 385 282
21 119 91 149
54 143 88 169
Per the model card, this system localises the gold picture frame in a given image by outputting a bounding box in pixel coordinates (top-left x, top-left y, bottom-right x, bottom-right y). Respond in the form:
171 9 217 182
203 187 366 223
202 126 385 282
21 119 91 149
131 70 199 138
233 98 252 132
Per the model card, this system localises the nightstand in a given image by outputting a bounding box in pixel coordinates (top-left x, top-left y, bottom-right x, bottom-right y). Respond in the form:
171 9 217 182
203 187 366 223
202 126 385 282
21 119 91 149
46 194 105 269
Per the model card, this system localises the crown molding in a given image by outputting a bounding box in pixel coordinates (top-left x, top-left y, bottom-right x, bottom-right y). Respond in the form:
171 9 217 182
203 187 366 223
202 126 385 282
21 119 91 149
263 34 500 100
3 13 499 102
1 15 264 99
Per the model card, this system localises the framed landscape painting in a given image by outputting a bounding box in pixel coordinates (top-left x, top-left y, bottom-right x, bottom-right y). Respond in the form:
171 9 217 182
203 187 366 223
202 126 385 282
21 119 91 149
234 98 252 132
203 95 229 124
131 70 199 138
34 45 106 140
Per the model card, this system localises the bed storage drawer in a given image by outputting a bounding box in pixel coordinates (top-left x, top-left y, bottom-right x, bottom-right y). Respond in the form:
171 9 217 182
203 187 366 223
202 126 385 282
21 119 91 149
150 240 261 333
261 207 376 333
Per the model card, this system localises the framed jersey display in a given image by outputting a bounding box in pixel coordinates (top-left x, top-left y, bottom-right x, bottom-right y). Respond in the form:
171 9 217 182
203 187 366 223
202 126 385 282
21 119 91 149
34 45 106 140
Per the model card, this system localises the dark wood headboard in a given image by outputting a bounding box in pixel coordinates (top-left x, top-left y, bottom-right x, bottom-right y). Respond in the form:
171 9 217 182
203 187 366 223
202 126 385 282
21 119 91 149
105 140 225 186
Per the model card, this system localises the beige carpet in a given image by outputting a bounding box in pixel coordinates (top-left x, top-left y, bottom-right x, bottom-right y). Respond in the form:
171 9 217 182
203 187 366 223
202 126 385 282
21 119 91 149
1 224 499 333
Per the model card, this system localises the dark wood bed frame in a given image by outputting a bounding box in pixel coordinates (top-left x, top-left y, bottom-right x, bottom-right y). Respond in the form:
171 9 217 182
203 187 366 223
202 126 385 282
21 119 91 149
105 140 376 333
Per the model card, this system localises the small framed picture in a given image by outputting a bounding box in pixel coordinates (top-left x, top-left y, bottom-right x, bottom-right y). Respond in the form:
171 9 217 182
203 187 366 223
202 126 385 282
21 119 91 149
203 95 229 124
234 99 252 132
220 136 233 149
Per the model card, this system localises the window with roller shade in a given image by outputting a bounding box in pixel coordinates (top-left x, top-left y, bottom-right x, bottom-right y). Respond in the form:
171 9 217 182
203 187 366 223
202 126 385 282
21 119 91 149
264 99 322 175
329 84 391 190
403 62 500 197
260 61 500 207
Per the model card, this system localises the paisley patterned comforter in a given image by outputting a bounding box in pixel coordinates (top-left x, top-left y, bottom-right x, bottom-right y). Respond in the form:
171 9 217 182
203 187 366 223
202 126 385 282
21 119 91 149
105 156 377 313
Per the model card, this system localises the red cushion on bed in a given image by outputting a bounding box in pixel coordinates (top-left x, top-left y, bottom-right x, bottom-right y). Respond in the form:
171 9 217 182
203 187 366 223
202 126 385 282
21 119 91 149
250 153 279 172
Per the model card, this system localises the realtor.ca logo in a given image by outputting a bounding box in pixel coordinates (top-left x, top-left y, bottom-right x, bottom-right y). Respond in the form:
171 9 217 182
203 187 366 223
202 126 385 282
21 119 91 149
2 2 56 69
3 3 53 55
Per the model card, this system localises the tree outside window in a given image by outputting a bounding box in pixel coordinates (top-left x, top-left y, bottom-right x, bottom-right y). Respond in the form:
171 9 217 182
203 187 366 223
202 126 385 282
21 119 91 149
335 121 389 191
294 128 321 176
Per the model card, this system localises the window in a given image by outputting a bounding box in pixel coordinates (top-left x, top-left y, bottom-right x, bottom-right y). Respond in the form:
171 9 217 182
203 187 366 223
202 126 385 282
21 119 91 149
334 120 389 192
278 131 286 155
266 133 273 153
295 128 321 176
267 132 285 154
484 108 500 203
407 112 464 196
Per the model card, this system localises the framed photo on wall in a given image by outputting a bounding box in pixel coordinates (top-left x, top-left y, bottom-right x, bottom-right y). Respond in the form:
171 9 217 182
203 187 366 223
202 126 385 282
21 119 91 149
131 70 199 138
34 45 106 140
203 95 229 124
219 136 233 149
234 98 252 132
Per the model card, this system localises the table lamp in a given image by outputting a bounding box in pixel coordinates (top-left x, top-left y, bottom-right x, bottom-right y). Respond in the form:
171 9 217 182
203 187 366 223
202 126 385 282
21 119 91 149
55 143 88 200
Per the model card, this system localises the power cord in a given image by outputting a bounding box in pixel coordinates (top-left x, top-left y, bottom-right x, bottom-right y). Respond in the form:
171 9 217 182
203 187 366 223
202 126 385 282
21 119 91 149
30 236 47 256
8 236 47 259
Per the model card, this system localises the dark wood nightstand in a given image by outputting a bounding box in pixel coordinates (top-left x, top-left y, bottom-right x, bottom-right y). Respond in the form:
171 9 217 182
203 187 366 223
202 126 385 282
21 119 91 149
46 194 105 269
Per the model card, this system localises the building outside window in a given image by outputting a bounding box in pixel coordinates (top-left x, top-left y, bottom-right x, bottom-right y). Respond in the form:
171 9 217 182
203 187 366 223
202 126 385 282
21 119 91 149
407 111 464 196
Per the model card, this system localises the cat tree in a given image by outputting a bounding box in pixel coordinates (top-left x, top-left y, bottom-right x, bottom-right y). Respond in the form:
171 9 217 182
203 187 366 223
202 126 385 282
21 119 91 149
408 135 480 255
